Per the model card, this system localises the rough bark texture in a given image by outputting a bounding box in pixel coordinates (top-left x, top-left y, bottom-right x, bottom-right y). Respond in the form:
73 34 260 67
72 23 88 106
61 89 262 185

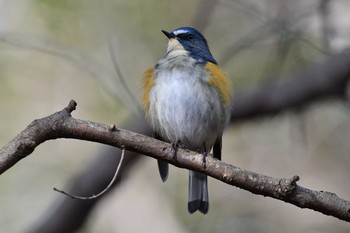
1 100 350 223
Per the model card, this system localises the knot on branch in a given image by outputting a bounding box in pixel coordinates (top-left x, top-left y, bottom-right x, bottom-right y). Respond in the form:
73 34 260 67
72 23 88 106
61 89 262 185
277 175 300 197
64 100 77 114
20 137 36 156
108 124 117 132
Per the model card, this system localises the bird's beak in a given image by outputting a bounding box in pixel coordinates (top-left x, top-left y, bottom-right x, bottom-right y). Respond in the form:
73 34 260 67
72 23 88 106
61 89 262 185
162 30 175 39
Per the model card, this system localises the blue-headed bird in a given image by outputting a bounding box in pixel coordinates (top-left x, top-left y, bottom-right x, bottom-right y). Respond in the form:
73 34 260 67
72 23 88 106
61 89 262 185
143 27 232 214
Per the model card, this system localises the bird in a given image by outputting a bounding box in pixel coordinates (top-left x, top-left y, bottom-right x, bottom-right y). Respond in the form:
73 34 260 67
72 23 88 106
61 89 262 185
142 27 232 214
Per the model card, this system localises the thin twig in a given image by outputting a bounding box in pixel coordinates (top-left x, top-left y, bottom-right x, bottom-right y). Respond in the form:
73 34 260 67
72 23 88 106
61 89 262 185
107 40 143 116
53 148 125 200
319 0 334 52
219 0 328 65
0 32 126 104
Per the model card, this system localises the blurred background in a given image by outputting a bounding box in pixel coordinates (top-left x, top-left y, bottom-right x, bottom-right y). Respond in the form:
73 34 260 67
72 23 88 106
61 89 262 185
0 0 350 232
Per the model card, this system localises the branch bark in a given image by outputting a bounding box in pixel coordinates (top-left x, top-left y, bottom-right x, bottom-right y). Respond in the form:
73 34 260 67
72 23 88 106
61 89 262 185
1 100 350 223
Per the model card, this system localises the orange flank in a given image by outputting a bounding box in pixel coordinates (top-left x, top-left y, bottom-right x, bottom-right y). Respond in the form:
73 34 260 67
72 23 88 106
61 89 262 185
142 67 155 114
205 62 232 108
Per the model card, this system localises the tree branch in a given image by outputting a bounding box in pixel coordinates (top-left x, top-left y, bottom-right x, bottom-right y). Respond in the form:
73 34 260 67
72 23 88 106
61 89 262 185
1 100 350 222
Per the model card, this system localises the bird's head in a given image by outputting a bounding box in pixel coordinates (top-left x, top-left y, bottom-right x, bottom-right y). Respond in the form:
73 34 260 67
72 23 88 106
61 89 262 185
162 27 217 64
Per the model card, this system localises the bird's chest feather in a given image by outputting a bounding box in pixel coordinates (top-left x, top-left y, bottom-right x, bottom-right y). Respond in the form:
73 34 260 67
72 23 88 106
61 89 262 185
152 70 205 117
148 64 224 148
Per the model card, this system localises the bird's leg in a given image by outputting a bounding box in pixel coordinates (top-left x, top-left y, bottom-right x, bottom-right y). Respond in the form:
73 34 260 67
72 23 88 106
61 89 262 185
202 143 208 169
171 140 180 161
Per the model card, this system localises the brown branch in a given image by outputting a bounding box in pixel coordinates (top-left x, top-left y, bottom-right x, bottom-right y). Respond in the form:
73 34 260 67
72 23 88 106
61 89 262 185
1 100 350 222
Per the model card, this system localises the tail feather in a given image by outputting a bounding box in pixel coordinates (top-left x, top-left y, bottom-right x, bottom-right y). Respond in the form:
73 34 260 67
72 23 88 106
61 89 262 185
157 159 169 182
188 171 209 214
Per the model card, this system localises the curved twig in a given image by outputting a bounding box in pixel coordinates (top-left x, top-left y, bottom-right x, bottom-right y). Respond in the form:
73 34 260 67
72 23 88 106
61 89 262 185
53 148 125 200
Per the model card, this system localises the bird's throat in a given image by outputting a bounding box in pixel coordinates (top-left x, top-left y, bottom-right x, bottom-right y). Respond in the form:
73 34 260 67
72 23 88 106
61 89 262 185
167 38 185 52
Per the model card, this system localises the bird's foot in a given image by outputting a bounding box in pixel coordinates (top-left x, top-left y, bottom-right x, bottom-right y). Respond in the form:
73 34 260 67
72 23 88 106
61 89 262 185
171 141 180 161
202 143 208 169
202 152 208 169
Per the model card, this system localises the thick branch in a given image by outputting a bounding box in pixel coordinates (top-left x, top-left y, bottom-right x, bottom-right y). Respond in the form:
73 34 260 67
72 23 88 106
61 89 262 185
1 100 350 222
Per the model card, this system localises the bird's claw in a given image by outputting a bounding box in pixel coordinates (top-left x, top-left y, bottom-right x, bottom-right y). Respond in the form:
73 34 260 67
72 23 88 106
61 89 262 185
202 152 208 169
171 142 179 161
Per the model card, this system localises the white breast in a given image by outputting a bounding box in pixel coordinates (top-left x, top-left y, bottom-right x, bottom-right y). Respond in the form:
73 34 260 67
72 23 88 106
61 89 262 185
148 55 226 151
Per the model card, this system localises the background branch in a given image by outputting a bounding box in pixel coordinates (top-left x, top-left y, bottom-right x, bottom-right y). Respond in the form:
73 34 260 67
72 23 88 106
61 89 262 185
1 100 350 224
231 49 350 122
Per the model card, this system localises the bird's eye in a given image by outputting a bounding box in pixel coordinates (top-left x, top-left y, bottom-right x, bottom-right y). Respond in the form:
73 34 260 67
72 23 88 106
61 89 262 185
178 33 194 40
187 34 194 40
